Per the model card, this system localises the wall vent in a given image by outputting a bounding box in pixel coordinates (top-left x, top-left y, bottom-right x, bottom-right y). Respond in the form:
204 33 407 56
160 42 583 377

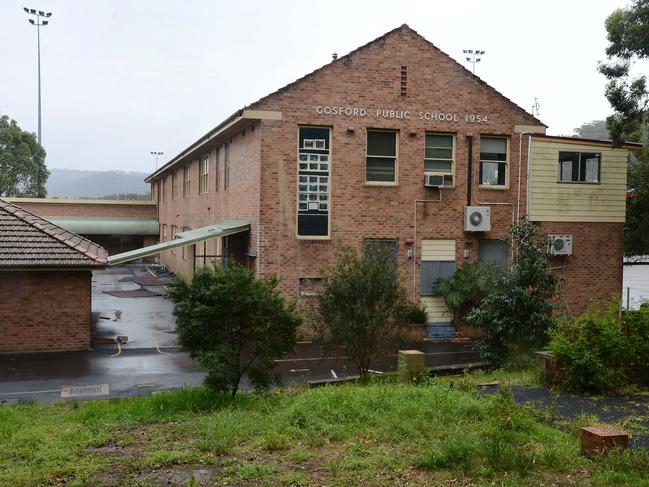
400 66 407 97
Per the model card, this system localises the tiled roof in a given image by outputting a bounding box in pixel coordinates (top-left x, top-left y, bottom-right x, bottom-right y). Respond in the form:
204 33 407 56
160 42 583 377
0 198 108 268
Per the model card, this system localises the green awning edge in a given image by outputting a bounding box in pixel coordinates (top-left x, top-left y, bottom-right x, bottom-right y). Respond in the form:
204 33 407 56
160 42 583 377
49 217 159 236
107 220 250 265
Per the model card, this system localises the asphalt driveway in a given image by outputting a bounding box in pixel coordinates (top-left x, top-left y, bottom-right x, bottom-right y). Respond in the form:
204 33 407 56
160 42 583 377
0 264 480 404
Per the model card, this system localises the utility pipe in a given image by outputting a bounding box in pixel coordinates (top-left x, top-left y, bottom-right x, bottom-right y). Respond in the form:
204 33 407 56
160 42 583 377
412 191 443 299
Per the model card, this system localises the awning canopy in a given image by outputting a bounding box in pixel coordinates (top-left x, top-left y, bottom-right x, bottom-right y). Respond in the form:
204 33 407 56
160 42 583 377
49 217 159 236
108 220 250 265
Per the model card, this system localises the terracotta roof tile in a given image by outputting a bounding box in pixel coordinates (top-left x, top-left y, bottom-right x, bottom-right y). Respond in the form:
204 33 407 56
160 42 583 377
0 198 108 268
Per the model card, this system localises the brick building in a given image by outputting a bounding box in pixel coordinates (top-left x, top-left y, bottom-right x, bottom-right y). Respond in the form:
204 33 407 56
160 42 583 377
136 25 638 338
0 199 108 353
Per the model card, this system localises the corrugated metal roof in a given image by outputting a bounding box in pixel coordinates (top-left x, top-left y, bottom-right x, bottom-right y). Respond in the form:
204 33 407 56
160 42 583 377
48 217 159 235
108 220 250 265
0 198 108 268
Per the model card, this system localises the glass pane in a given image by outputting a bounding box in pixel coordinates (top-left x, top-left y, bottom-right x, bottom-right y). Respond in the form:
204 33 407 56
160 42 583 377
481 162 499 185
425 134 453 148
425 148 453 159
584 157 600 182
366 157 396 182
558 152 579 181
367 131 396 156
299 127 329 150
424 159 453 172
480 137 507 161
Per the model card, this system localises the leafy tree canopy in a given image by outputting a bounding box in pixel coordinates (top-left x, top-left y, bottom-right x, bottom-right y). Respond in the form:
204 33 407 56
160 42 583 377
168 262 302 398
599 0 649 145
0 113 48 197
572 119 611 140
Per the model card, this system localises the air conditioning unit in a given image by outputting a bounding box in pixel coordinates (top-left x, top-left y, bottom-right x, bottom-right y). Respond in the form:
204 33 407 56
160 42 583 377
424 174 444 188
464 206 491 232
547 235 573 255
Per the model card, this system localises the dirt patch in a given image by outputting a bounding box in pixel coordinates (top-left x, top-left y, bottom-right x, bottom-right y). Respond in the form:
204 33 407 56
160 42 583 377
134 465 220 485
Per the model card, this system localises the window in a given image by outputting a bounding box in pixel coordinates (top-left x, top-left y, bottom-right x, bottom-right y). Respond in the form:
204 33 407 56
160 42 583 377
479 137 508 186
420 261 456 296
161 224 167 243
366 130 397 183
224 142 230 190
425 133 454 186
171 172 178 200
215 147 220 191
558 151 601 183
363 239 398 260
297 126 330 238
161 177 166 202
171 225 177 254
183 165 190 198
199 154 209 194
478 239 509 268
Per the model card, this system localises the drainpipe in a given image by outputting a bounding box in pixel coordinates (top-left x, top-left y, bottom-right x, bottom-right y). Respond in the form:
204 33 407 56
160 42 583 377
466 135 473 206
412 191 443 300
516 132 532 221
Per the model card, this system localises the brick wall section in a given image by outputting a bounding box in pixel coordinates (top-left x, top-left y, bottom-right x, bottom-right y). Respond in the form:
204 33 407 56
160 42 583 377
9 200 157 219
153 26 624 336
540 222 624 315
157 125 261 275
0 271 91 353
253 27 536 302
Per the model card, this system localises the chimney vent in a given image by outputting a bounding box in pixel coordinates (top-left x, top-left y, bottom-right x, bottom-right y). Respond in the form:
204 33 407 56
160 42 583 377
332 52 338 60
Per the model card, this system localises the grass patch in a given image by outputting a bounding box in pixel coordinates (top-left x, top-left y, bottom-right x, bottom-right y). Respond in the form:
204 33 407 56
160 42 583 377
0 375 647 485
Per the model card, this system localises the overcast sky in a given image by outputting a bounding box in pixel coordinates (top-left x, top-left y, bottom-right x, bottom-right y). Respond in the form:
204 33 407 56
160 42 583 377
0 0 636 174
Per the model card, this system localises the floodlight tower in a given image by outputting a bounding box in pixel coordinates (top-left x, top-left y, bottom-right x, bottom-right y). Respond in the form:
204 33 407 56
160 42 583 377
151 151 164 169
463 49 485 75
24 7 52 146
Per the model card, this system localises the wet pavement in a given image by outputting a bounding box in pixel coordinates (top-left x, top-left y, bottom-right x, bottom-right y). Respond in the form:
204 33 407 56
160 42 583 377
0 264 480 404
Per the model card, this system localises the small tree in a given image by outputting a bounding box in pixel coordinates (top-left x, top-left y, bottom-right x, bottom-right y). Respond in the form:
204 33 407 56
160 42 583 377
315 242 418 379
168 262 302 398
465 218 559 367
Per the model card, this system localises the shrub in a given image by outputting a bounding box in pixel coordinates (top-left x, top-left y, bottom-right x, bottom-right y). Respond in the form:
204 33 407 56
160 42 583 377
549 303 649 393
315 242 416 378
394 301 428 325
168 262 303 397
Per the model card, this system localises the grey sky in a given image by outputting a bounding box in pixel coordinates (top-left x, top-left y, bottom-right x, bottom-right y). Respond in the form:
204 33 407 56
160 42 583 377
0 0 634 174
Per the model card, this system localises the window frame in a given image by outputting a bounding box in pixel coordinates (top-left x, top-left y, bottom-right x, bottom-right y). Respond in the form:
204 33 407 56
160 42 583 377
171 172 178 200
170 225 177 254
199 154 209 194
183 165 190 198
224 142 230 190
557 151 602 184
215 147 220 191
363 238 398 260
296 125 332 240
424 132 455 187
161 176 166 202
365 129 399 186
419 260 456 296
478 136 510 189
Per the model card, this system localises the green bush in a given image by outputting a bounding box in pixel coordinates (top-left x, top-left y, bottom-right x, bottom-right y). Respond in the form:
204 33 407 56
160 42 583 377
394 301 428 325
549 303 649 393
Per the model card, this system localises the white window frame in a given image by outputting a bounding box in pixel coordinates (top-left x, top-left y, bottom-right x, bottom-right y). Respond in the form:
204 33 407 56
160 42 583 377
365 129 399 186
479 136 510 189
424 132 455 188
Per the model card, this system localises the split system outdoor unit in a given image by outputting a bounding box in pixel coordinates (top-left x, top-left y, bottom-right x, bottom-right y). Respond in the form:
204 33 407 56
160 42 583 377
547 235 573 256
464 206 491 232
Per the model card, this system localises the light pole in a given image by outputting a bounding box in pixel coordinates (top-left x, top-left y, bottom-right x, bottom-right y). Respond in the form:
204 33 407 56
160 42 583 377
463 49 485 75
24 8 52 146
151 151 164 170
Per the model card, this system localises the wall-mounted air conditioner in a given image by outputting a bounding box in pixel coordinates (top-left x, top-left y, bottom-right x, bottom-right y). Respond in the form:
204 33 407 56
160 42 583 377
424 174 444 188
464 206 491 232
547 235 573 255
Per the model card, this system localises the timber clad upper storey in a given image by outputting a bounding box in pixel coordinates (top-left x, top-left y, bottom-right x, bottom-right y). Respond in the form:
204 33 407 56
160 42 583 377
145 24 638 337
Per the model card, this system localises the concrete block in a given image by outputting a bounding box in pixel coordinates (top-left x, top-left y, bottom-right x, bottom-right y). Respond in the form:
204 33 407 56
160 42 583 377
398 349 425 383
581 426 629 456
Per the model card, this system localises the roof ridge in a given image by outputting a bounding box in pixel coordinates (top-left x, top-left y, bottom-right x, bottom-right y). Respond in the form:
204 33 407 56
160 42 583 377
0 198 108 265
245 23 544 126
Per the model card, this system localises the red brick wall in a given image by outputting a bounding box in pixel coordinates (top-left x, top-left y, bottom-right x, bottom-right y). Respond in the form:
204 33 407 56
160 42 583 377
157 126 261 274
0 271 91 353
540 222 624 316
9 200 157 219
152 26 624 330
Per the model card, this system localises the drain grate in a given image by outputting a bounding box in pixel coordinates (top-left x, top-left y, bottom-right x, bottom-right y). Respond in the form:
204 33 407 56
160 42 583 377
60 384 109 398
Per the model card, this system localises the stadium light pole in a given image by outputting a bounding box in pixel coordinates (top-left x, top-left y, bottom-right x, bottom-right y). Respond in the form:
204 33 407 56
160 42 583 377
463 49 485 74
151 151 164 170
24 7 52 146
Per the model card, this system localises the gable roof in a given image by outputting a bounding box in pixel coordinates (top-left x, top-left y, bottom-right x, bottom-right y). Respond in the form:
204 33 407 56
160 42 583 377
246 24 544 126
0 198 108 268
147 24 544 182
